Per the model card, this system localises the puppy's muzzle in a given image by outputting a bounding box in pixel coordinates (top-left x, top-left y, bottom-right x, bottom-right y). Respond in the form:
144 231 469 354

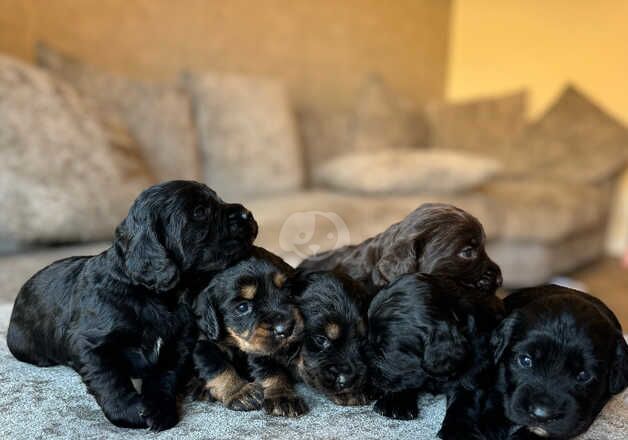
272 320 294 339
226 203 258 242
476 264 502 292
329 365 357 391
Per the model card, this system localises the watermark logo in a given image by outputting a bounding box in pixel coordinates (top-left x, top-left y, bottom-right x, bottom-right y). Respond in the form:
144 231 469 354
279 211 351 262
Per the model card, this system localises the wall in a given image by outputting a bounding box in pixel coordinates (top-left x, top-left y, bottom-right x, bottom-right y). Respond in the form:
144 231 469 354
0 0 451 111
447 0 628 124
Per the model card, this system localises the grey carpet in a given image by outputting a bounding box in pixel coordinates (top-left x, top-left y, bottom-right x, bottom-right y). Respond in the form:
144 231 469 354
0 302 626 439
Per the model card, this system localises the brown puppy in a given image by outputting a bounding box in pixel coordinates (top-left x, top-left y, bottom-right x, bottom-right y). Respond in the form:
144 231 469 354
299 203 501 294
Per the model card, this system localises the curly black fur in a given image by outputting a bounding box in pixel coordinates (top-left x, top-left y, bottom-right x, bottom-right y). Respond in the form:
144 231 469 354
7 180 258 430
438 285 628 440
367 273 504 422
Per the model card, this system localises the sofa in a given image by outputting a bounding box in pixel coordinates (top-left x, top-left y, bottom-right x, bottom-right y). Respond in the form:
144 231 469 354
0 45 627 439
1 45 626 288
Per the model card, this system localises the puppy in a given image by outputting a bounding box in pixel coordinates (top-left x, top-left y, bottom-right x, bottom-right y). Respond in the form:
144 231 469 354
7 180 258 430
249 270 370 416
190 246 303 413
368 273 504 421
299 203 502 294
439 285 628 440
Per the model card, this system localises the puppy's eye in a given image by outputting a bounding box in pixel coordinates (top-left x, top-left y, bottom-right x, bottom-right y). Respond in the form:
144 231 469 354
517 354 533 369
576 370 592 383
193 205 209 221
458 246 477 260
236 301 251 314
313 335 331 350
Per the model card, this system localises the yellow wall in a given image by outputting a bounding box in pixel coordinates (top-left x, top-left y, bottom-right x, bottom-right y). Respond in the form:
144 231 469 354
0 0 451 112
447 0 628 124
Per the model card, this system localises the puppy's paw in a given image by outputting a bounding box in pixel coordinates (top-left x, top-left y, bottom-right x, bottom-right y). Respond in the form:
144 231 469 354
263 394 309 417
141 400 178 432
374 395 419 420
225 382 264 411
103 397 148 429
331 392 372 406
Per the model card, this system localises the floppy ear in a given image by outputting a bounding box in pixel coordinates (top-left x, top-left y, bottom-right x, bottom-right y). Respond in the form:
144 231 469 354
609 336 628 394
490 313 520 364
115 210 179 292
194 290 222 340
284 268 313 297
373 239 420 287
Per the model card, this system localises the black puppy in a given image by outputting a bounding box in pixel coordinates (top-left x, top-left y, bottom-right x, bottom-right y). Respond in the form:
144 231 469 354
368 273 504 421
299 203 502 295
249 270 371 417
190 246 303 412
439 285 628 440
7 180 257 430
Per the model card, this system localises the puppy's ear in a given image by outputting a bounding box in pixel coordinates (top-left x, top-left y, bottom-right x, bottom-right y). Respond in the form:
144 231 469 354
373 240 419 287
609 336 628 394
490 313 520 364
115 209 179 292
194 290 222 340
284 268 313 297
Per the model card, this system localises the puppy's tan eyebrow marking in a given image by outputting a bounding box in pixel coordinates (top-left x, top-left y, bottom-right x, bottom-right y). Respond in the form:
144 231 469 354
325 322 341 340
240 284 257 299
273 272 287 288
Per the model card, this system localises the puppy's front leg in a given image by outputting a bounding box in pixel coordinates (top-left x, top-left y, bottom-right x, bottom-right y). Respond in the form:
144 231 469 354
374 388 421 420
77 345 147 429
193 339 263 411
251 355 308 417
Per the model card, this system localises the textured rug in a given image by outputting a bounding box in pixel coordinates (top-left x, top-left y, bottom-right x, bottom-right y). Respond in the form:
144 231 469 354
0 304 626 439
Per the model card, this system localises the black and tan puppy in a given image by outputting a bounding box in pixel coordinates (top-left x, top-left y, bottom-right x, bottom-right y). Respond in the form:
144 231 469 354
299 203 501 295
190 247 303 413
249 270 371 417
368 273 504 421
7 180 258 431
439 285 628 440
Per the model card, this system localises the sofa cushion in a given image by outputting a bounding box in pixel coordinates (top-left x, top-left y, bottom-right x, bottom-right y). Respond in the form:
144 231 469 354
0 302 624 439
478 177 611 242
184 72 303 200
313 149 501 195
510 85 628 184
349 75 429 152
37 43 199 182
488 228 607 287
425 90 527 156
0 55 149 245
297 76 429 178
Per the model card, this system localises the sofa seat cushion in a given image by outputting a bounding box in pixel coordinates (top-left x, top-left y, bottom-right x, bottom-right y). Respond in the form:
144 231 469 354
0 303 446 438
0 304 625 439
246 183 609 285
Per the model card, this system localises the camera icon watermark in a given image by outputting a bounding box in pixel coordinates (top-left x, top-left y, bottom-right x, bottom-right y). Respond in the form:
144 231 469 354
279 211 351 263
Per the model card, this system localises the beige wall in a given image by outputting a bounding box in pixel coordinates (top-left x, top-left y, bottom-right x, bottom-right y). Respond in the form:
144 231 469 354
448 0 628 124
0 0 451 111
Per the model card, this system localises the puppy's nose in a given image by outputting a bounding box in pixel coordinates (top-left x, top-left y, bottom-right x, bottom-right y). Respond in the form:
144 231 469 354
273 321 294 339
529 404 554 422
332 366 355 390
336 374 349 389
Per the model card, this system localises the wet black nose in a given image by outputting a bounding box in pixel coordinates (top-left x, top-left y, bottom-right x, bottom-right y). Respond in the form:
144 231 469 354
528 404 556 422
477 266 502 291
330 365 355 390
273 321 294 339
226 204 257 237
